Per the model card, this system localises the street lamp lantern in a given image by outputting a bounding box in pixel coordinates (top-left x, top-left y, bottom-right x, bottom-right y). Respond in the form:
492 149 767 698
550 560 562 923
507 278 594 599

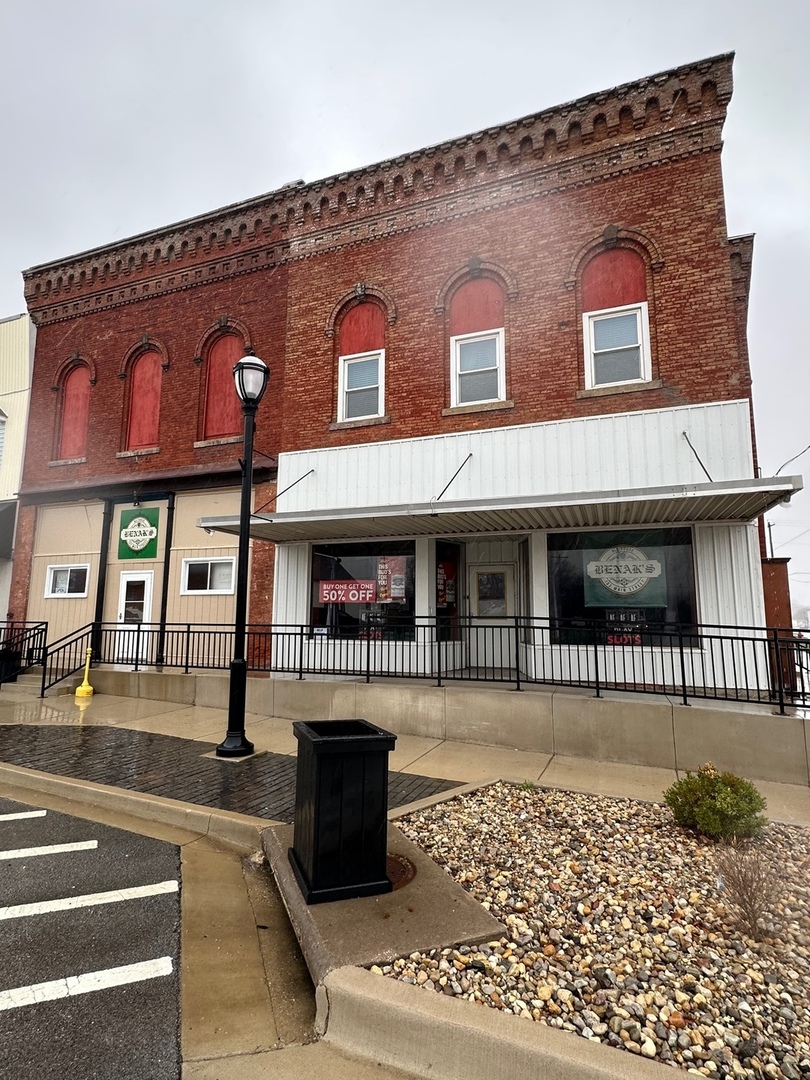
233 355 269 406
216 353 270 758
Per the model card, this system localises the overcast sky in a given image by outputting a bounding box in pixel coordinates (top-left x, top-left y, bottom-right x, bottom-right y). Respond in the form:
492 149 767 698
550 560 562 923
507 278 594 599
1 0 808 613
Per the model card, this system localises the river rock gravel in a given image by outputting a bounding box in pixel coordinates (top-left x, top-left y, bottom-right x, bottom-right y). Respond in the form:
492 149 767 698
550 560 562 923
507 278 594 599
375 783 810 1078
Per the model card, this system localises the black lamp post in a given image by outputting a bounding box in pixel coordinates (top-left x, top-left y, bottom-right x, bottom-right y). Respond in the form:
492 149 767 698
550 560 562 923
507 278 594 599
216 354 270 758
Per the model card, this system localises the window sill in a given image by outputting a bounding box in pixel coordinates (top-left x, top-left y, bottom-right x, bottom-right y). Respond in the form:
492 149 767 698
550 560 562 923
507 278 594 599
117 447 160 459
442 400 514 417
194 435 243 448
577 379 662 400
329 415 391 431
48 457 87 467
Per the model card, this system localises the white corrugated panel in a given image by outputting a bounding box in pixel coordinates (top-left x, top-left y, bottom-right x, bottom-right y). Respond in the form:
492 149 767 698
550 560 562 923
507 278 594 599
276 400 753 515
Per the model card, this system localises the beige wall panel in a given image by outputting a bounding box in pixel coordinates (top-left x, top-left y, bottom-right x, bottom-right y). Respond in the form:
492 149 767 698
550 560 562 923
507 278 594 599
173 490 241 549
166 545 239 625
35 502 103 555
0 314 34 503
28 553 100 638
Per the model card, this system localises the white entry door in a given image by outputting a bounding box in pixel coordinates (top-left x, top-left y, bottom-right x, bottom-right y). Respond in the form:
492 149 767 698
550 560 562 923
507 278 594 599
116 571 154 663
469 564 517 676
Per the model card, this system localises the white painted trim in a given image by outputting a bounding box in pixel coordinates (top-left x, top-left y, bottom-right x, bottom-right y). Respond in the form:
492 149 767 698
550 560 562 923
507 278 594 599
0 957 173 1012
450 328 505 408
180 556 236 595
337 349 385 423
44 563 90 599
583 301 651 390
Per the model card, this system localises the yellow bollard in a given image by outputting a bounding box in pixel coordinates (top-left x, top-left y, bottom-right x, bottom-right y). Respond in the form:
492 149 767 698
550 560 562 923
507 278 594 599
75 647 94 699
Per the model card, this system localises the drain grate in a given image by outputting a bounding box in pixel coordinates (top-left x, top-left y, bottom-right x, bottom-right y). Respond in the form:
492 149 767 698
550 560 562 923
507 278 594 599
386 853 416 891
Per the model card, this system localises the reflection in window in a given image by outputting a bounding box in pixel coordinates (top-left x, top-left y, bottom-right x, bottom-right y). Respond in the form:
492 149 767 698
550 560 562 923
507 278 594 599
547 528 697 644
46 564 89 598
181 558 235 594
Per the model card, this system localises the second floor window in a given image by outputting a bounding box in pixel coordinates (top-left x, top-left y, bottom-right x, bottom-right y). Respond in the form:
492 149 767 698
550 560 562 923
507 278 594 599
448 278 506 407
581 248 651 389
337 301 386 422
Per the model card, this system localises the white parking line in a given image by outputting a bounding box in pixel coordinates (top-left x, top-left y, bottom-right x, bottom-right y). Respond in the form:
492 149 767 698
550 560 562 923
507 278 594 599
0 840 98 861
0 810 47 822
0 957 174 1011
0 880 179 920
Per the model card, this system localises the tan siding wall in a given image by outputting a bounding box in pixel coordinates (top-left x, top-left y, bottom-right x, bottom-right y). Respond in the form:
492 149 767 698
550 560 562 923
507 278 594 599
167 491 240 625
28 502 103 637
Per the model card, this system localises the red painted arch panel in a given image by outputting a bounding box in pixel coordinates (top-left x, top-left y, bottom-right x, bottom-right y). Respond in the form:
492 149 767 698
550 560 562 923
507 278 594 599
127 350 162 450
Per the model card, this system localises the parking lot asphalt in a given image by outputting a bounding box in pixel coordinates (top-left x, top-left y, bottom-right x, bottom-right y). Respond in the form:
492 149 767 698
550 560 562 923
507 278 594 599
0 796 180 1080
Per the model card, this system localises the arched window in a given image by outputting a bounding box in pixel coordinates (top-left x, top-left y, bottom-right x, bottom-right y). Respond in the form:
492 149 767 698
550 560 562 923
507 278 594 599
58 364 91 459
126 349 163 450
202 333 243 439
449 278 505 407
337 301 386 422
581 248 651 389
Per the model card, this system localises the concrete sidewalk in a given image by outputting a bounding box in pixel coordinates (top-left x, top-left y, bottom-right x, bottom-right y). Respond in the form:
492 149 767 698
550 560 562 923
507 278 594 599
1 684 809 1080
1 683 809 825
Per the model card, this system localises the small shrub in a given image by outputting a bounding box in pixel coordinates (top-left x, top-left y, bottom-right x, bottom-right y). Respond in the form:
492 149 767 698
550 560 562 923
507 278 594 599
664 762 767 839
715 839 779 940
520 779 536 791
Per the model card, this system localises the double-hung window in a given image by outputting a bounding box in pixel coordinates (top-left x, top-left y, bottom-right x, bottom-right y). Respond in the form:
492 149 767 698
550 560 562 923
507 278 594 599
583 302 651 389
181 558 235 594
45 564 89 598
338 350 384 422
450 328 505 407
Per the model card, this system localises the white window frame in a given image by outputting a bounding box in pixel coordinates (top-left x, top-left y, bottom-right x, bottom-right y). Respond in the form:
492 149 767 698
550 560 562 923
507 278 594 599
450 328 505 408
337 349 385 423
180 557 236 595
583 301 651 390
45 563 90 598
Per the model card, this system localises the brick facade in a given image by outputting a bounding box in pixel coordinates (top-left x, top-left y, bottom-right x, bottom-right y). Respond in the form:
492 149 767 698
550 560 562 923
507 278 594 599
16 52 784 634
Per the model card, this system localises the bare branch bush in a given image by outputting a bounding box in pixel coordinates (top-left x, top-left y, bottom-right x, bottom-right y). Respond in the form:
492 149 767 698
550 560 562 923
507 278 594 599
715 838 780 941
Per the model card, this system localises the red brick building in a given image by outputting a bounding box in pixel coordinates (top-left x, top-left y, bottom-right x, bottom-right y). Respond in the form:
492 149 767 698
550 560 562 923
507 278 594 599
13 53 800 692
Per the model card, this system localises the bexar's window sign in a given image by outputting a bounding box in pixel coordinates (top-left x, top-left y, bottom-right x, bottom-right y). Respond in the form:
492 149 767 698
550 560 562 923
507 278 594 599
118 508 160 560
547 528 697 641
319 580 377 604
584 544 667 607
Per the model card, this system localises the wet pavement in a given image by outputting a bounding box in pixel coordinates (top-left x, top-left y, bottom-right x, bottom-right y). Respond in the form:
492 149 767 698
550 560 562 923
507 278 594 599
0 725 461 821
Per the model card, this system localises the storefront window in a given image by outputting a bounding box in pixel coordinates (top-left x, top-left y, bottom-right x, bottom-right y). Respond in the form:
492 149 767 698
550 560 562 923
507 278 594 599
547 528 697 644
311 541 416 639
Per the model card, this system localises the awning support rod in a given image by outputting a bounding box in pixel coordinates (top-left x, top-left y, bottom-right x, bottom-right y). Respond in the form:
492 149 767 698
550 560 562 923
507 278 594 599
432 453 473 509
255 469 315 514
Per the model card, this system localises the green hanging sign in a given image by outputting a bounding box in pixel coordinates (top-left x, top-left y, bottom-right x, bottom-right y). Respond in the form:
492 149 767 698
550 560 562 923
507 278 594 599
118 507 159 560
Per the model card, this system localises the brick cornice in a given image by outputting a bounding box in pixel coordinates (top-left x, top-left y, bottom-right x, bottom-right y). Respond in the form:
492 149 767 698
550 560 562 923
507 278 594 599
24 53 733 327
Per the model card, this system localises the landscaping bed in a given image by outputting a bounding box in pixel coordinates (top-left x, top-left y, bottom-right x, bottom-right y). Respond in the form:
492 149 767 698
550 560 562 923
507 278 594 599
377 783 809 1078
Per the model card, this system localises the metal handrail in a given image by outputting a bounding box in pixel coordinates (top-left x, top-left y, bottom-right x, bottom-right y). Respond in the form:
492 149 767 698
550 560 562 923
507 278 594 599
33 617 810 711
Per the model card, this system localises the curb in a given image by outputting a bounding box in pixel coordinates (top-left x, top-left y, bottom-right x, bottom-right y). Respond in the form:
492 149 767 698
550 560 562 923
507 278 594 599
320 965 668 1080
0 761 271 849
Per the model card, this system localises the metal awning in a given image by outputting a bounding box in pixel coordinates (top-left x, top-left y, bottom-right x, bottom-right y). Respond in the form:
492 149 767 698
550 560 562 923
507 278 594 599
199 475 802 543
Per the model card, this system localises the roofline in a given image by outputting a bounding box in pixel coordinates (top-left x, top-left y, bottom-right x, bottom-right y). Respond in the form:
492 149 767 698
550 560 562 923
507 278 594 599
23 52 734 278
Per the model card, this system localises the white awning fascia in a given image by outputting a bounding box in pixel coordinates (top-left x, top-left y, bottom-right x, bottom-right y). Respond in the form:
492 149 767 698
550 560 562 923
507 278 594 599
198 475 802 543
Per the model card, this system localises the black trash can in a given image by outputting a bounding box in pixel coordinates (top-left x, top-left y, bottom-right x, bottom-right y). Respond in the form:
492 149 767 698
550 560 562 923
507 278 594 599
0 648 20 684
288 718 396 904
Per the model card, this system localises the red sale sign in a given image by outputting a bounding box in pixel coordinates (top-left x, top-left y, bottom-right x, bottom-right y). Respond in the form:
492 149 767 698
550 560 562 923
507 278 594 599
319 580 377 604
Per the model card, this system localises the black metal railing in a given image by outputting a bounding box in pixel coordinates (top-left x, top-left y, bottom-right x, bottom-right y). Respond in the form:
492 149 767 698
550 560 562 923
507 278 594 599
36 617 810 712
0 621 48 686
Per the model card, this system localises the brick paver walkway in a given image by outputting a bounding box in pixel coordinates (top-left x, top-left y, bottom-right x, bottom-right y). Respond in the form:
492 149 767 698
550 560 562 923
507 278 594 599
0 725 462 822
